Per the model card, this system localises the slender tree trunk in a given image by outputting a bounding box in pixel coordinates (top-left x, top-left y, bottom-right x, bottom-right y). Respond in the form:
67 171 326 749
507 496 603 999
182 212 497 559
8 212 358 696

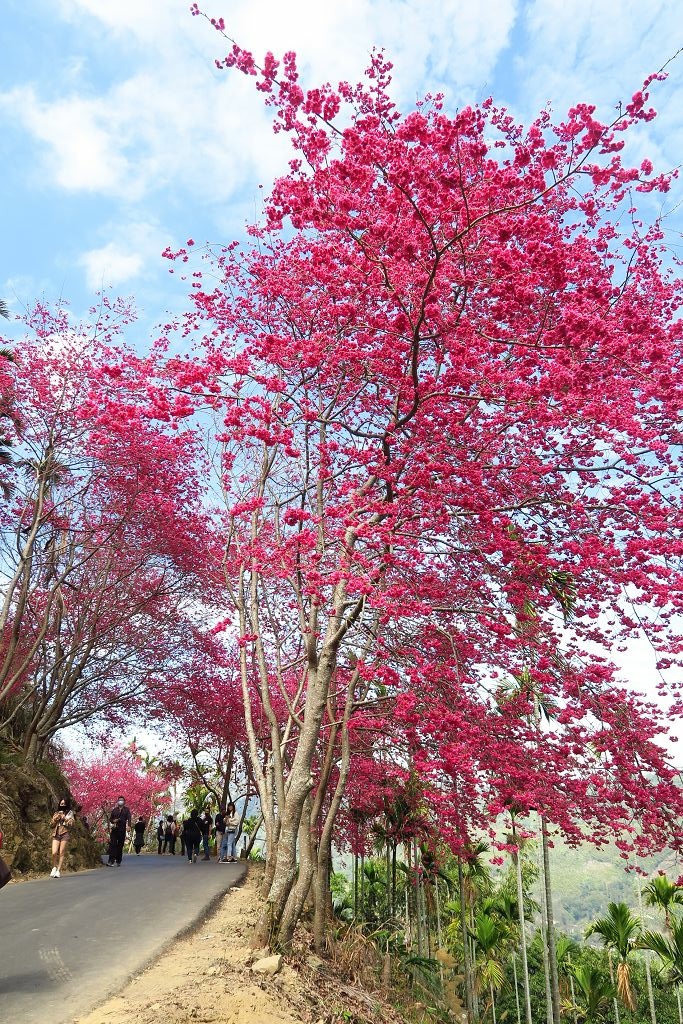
361 850 365 918
568 968 578 1024
414 838 424 957
435 875 443 949
635 869 657 1024
312 831 334 952
490 979 498 1024
244 815 263 858
676 986 682 1024
538 871 553 1024
607 950 620 1024
435 877 445 1001
458 857 476 1024
512 952 522 1024
541 816 561 1024
511 822 533 1024
405 860 412 950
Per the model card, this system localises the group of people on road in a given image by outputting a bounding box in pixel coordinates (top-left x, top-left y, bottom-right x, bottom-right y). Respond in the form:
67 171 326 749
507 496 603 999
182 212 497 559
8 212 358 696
154 803 240 863
45 794 243 877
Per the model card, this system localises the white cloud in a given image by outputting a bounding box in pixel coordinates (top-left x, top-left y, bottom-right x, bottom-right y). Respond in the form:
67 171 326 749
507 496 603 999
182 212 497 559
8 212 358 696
518 0 682 124
4 0 683 325
79 241 143 290
78 221 167 290
4 0 519 205
0 86 131 194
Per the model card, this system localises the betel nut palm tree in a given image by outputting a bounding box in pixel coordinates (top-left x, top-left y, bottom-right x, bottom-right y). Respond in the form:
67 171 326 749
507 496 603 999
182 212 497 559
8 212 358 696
643 875 683 933
586 902 641 1012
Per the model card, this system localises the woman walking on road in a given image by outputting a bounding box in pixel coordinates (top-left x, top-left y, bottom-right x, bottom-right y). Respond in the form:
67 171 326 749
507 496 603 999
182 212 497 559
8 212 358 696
182 809 202 863
219 803 239 862
50 797 75 877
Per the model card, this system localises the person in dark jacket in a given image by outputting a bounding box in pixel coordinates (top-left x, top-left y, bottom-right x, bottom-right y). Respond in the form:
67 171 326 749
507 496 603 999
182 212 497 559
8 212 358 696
214 808 225 862
133 816 147 855
163 815 177 855
182 809 202 863
106 796 132 866
200 808 213 861
156 817 165 855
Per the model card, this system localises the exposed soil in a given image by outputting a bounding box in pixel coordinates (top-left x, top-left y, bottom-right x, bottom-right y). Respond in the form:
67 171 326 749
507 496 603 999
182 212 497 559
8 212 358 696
73 867 413 1024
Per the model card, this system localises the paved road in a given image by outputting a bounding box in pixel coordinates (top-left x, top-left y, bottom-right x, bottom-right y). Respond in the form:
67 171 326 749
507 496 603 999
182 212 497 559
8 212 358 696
0 853 246 1024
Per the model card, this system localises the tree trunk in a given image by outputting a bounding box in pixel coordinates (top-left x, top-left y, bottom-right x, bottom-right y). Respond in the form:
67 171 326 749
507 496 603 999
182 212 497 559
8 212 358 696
312 827 334 951
538 858 553 1024
540 818 560 1024
511 822 533 1024
490 978 498 1024
511 952 522 1024
568 968 578 1024
634 872 657 1024
458 857 476 1024
607 950 620 1024
414 838 424 957
278 800 315 949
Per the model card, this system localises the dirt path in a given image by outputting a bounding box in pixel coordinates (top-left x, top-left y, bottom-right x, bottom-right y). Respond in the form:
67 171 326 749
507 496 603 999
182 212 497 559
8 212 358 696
73 869 305 1024
73 868 411 1024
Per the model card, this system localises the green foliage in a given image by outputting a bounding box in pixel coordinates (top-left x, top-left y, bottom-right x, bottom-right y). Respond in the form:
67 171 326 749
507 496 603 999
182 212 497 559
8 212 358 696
183 780 212 812
568 961 615 1021
331 839 683 1024
641 917 683 986
331 871 355 922
586 901 641 961
643 875 683 928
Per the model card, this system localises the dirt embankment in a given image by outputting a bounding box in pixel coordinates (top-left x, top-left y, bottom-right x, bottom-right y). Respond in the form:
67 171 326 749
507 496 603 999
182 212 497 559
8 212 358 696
74 868 414 1024
0 756 101 874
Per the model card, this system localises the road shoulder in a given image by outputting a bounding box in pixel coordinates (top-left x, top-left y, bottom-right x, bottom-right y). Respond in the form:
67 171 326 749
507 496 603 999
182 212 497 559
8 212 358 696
73 865 411 1024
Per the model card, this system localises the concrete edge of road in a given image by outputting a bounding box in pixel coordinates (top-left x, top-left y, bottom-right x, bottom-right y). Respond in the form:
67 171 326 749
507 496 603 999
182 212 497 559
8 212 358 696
79 860 250 1020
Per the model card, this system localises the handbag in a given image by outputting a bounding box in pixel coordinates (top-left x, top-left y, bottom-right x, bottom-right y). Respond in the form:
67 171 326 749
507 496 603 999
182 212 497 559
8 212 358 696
0 855 11 890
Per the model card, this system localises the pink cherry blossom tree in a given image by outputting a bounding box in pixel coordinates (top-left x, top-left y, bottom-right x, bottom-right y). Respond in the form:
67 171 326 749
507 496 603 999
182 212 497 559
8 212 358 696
165 14 683 949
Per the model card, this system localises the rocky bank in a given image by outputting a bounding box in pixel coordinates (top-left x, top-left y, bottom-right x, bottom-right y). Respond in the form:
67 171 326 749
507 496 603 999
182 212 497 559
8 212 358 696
0 753 101 874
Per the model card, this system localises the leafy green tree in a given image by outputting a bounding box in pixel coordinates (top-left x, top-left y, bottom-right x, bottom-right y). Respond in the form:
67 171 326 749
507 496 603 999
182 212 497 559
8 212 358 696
645 877 683 933
471 910 509 1024
641 917 683 1021
586 902 641 1011
568 962 615 1023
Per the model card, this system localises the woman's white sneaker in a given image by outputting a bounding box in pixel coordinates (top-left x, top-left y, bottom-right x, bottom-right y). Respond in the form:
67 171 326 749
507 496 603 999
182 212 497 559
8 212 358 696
50 866 57 877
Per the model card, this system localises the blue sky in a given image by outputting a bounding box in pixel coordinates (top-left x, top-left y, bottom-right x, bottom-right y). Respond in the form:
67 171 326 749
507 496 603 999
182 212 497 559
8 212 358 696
2 0 682 344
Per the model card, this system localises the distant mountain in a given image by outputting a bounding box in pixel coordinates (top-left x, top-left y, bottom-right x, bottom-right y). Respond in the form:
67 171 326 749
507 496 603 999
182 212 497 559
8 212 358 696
546 835 679 938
